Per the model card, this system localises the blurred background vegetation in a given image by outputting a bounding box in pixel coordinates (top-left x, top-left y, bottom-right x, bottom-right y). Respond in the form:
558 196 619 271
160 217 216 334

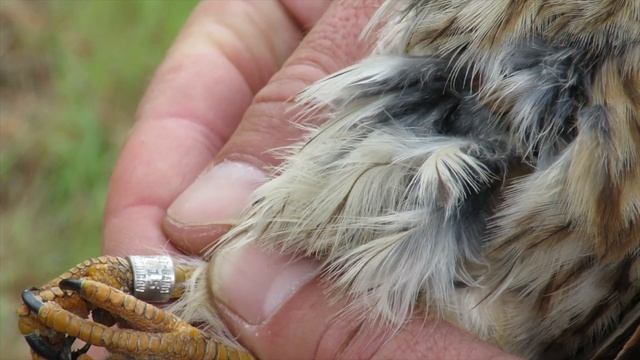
0 1 197 356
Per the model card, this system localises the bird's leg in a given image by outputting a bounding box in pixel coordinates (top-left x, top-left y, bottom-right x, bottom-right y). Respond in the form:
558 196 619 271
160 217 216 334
17 256 254 360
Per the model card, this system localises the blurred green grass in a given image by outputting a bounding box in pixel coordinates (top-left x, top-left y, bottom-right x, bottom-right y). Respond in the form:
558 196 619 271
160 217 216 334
0 1 197 356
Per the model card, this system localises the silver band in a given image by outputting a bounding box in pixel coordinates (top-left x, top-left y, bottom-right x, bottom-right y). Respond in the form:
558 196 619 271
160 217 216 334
127 255 175 303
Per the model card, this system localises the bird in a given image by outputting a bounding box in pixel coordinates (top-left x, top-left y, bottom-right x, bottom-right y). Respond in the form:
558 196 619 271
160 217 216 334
17 0 640 359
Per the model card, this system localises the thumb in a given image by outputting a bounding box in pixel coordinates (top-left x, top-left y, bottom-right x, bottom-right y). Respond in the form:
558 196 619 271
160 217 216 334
208 244 519 360
162 0 381 255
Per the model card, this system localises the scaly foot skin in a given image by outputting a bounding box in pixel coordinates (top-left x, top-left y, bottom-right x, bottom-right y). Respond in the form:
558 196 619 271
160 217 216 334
17 256 254 360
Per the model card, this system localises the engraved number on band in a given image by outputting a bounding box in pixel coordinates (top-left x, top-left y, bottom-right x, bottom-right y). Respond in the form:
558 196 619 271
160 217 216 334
127 256 175 303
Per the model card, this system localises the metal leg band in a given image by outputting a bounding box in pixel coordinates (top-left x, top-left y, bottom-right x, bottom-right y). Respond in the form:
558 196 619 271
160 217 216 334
127 256 175 303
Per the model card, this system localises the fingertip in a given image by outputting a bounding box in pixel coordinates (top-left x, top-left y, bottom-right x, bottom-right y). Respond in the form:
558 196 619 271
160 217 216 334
192 243 325 359
162 161 268 254
166 161 267 227
216 273 334 360
211 244 321 326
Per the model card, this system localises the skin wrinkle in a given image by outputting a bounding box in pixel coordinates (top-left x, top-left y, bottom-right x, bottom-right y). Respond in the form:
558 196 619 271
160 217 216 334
157 116 224 159
135 52 253 142
213 0 382 175
315 314 392 359
219 103 308 167
254 64 332 105
196 1 302 93
200 24 275 95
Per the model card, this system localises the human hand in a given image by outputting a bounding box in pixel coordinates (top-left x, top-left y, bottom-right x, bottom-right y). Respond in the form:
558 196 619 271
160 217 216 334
103 1 516 358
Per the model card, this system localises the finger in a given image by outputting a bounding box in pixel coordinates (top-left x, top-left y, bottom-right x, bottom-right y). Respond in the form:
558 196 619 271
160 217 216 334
164 0 383 255
210 245 519 360
102 0 331 256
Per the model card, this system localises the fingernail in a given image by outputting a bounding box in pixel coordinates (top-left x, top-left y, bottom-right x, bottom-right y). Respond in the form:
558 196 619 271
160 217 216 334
167 161 267 225
211 244 320 325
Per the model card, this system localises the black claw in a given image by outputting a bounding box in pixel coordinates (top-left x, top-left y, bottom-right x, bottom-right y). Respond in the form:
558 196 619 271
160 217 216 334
25 334 60 360
71 342 91 360
59 278 83 292
22 288 44 313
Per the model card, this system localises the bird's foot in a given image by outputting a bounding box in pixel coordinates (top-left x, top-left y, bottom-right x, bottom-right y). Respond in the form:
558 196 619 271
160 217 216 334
17 256 253 360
